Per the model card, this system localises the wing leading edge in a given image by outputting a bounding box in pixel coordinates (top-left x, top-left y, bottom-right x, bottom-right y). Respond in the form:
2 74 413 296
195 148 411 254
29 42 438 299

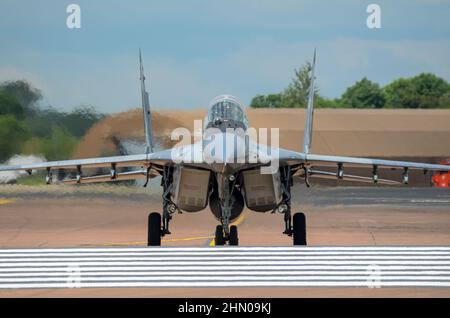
303 153 450 172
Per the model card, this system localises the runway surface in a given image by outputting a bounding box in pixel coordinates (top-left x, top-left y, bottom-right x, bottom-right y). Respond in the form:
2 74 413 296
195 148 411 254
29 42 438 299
1 246 450 289
1 185 449 296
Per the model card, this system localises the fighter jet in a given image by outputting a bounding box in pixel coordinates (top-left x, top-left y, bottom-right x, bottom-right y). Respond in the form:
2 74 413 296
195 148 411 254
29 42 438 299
1 50 450 246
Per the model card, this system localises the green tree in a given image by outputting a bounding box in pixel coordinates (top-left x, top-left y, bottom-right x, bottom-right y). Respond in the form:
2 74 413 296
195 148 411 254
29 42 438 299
340 78 385 108
250 94 283 108
0 116 29 161
282 61 319 108
63 106 105 137
0 80 42 113
0 91 25 119
22 126 78 161
250 61 322 109
25 105 104 138
316 96 343 108
384 73 450 108
383 78 418 108
438 91 450 108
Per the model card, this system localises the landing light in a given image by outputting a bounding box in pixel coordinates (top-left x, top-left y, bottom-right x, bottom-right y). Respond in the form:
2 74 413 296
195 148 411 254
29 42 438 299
168 204 177 214
76 165 82 184
277 204 288 213
372 165 378 183
110 163 117 179
337 163 344 179
45 168 52 185
402 167 409 185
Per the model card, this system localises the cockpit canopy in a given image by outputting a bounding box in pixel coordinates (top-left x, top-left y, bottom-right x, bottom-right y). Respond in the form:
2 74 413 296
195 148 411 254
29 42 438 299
205 95 248 130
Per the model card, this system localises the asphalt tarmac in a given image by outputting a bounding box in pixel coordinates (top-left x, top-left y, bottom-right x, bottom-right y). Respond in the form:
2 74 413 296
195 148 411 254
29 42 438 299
0 184 449 297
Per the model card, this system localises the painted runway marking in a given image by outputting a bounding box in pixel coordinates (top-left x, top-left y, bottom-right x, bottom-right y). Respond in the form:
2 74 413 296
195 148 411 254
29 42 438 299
0 247 450 288
81 235 215 247
0 198 15 205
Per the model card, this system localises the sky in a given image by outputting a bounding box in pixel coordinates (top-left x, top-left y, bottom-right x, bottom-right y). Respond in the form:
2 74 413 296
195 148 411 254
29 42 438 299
0 0 450 113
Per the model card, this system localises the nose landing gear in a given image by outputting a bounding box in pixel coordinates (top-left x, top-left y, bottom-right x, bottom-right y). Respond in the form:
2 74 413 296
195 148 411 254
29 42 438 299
214 224 239 246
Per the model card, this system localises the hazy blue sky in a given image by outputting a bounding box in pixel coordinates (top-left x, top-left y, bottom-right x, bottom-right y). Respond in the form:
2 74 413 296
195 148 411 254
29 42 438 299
1 0 449 113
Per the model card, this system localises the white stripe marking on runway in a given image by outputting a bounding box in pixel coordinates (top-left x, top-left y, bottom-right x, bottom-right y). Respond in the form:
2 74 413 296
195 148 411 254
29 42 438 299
1 246 450 288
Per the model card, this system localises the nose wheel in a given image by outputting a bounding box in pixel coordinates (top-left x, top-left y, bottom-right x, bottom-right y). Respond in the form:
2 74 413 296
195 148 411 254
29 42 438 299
229 225 239 245
214 225 239 246
214 225 225 245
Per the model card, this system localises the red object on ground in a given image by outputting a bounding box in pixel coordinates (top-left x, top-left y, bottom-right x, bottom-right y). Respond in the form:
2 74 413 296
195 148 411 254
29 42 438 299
432 158 450 188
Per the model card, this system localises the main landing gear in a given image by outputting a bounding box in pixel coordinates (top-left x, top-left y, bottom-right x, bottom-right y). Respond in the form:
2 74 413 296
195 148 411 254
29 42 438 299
147 206 174 246
279 166 307 246
281 208 307 246
147 166 174 247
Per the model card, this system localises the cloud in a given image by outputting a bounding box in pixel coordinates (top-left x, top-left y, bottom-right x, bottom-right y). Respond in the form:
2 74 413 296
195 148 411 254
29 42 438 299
214 37 450 100
2 37 450 112
1 1 450 111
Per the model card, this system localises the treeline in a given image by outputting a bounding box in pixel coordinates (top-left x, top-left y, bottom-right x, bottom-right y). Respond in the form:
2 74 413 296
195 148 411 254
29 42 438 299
0 80 104 162
250 63 450 109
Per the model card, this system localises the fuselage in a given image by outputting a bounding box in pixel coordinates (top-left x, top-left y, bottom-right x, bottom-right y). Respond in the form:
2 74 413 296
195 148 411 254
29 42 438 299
169 95 284 221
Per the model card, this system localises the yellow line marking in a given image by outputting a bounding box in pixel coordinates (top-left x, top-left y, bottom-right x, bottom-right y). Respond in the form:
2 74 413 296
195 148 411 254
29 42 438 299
163 235 214 243
82 235 215 247
81 213 248 247
0 198 15 205
209 212 247 247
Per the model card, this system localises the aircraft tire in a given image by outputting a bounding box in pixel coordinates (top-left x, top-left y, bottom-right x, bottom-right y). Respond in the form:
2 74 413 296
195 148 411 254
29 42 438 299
293 212 307 246
229 225 239 246
148 212 162 246
215 225 225 245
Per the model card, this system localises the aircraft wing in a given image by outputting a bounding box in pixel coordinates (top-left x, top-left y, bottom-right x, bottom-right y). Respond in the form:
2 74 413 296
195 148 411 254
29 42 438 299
283 152 450 185
302 153 450 172
0 149 176 184
0 150 174 172
305 168 401 185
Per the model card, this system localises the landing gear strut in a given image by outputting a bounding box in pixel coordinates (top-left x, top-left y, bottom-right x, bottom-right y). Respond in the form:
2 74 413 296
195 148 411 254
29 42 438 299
215 174 239 246
161 166 174 236
279 166 307 246
147 167 175 246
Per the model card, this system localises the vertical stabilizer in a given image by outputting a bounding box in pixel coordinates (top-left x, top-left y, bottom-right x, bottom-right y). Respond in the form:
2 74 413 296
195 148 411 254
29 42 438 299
302 49 317 154
139 49 154 154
